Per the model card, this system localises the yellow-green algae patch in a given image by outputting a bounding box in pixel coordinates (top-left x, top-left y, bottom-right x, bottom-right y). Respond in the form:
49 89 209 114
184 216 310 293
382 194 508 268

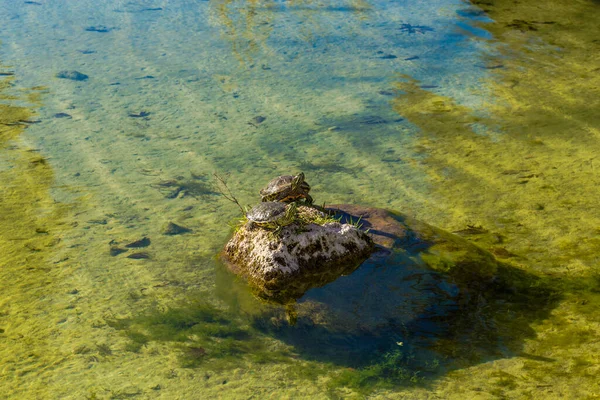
2 1 600 397
0 66 75 397
377 0 600 398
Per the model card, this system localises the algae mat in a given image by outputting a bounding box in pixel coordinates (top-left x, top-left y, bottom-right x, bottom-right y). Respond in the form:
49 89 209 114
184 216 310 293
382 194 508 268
1 0 600 399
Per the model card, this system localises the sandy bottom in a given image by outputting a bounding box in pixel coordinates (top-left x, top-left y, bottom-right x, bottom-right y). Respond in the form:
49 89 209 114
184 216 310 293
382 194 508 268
1 0 599 398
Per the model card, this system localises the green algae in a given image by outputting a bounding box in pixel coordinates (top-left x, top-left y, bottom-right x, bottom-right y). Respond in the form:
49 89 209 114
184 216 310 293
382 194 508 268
384 1 600 397
0 60 77 400
325 350 421 397
107 295 294 369
1 1 599 398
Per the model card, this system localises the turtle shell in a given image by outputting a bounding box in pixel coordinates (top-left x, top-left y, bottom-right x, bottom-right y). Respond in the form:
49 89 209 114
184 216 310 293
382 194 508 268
246 202 288 224
260 173 311 203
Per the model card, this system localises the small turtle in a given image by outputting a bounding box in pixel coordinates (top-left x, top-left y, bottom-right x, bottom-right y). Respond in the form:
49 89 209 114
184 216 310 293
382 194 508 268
260 172 313 205
246 202 298 234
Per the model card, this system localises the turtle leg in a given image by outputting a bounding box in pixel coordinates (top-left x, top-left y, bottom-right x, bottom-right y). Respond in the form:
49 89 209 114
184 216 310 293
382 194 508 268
305 194 313 206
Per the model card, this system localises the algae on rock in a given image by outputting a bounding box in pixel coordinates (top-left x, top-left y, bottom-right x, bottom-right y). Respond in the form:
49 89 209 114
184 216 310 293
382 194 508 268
221 205 374 302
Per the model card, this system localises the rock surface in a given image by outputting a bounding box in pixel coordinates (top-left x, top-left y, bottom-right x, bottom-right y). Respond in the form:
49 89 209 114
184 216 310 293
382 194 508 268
330 204 499 289
221 206 374 301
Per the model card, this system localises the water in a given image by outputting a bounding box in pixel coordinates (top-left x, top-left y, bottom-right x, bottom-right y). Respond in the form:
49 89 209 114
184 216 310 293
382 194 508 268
1 0 599 398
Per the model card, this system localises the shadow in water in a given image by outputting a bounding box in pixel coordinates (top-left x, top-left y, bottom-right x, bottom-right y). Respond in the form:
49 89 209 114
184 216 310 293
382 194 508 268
107 202 562 395
216 250 560 373
213 206 563 392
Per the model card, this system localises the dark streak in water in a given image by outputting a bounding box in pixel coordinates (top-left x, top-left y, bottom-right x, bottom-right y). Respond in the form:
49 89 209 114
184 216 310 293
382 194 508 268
399 23 434 34
128 111 150 118
127 252 151 259
113 7 163 13
125 237 151 248
5 119 41 126
476 64 504 69
85 26 114 33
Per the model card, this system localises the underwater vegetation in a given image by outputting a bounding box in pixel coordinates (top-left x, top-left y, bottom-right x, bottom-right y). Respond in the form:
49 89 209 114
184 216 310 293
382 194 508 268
106 296 291 369
107 292 432 397
2 0 600 397
151 173 219 199
211 250 564 397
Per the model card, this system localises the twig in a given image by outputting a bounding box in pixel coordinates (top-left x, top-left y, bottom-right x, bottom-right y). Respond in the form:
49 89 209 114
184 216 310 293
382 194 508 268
213 172 245 215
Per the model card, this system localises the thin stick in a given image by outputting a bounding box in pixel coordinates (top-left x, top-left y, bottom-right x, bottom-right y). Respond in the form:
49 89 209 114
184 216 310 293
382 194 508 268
213 172 245 215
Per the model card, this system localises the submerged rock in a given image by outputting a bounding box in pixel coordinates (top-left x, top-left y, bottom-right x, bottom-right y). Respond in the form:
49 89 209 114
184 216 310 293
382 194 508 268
162 222 192 235
221 206 374 302
267 204 502 334
223 204 499 305
218 205 553 372
330 204 499 290
56 71 89 81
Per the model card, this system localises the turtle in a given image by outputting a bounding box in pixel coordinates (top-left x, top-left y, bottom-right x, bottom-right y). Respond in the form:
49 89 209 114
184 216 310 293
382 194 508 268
259 172 313 205
246 202 298 234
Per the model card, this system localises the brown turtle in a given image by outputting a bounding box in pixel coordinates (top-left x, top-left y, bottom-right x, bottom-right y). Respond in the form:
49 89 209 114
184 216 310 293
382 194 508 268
246 202 298 234
259 172 313 205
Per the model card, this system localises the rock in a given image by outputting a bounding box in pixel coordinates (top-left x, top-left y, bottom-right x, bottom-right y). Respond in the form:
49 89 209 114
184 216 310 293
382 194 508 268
56 71 89 81
162 222 192 235
127 252 150 259
221 206 374 302
54 113 72 119
109 247 127 256
218 205 554 370
330 204 499 289
125 237 151 248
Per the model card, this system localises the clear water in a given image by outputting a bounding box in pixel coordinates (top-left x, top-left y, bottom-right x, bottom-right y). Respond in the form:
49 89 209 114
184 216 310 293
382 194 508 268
1 0 599 398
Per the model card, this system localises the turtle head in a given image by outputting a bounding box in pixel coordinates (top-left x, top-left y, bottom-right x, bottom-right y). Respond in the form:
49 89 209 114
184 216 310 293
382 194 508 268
292 172 305 190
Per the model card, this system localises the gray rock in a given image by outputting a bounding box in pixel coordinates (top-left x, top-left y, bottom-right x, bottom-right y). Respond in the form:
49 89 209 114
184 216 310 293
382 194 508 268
221 206 374 301
56 71 89 81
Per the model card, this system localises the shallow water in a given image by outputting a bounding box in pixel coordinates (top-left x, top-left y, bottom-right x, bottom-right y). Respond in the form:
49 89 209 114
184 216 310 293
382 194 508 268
1 0 599 398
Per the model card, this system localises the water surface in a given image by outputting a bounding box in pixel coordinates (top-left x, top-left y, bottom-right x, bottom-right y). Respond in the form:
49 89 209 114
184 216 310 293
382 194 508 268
1 0 599 398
